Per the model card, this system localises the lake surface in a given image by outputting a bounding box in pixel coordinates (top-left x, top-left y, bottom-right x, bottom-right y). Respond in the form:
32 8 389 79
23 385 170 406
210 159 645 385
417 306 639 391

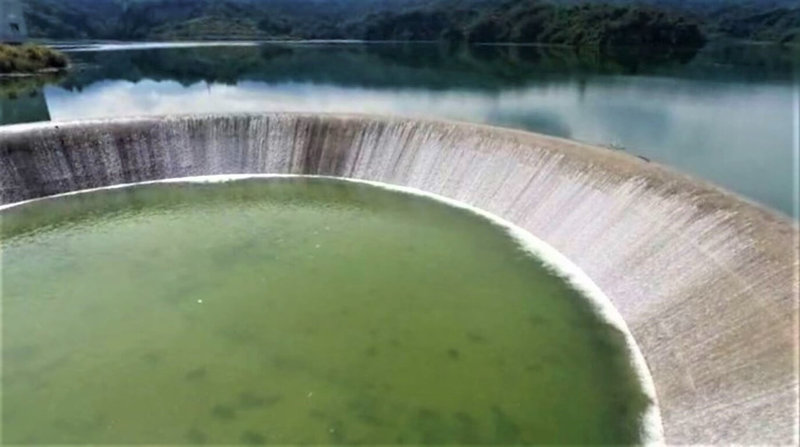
1 177 649 444
0 42 796 216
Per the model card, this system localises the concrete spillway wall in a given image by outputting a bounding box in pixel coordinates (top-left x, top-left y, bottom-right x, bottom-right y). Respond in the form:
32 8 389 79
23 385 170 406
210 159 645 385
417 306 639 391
0 113 797 444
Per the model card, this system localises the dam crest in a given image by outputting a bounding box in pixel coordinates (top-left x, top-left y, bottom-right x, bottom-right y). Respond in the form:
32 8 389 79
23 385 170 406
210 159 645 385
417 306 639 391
0 113 797 444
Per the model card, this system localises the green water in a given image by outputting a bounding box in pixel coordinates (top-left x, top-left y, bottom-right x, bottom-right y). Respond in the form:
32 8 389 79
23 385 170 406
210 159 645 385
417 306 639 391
1 178 649 444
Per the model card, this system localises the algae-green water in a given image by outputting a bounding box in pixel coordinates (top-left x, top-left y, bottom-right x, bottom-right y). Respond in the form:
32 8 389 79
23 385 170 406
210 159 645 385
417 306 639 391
1 177 649 444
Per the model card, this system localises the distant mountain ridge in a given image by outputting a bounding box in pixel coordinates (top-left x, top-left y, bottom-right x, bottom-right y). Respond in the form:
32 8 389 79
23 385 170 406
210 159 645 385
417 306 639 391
22 0 800 46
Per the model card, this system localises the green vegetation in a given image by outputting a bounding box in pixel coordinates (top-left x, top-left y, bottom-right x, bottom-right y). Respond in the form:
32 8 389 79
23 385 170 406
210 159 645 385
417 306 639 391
0 44 69 75
709 3 800 44
21 0 800 48
358 2 706 49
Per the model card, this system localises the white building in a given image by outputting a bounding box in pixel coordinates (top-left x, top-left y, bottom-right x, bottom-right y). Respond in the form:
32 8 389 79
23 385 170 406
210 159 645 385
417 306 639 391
1 0 29 43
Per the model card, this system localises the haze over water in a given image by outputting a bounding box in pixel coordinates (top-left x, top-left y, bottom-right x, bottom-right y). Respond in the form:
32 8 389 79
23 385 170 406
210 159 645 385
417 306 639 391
0 42 796 216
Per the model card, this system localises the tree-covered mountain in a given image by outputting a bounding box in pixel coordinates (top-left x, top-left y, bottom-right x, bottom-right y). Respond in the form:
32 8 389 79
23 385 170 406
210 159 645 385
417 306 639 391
356 1 706 48
706 2 800 44
25 0 122 39
22 0 800 47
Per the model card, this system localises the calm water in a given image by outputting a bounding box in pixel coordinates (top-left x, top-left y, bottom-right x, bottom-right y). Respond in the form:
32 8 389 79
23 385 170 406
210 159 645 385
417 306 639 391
0 42 796 216
1 178 649 444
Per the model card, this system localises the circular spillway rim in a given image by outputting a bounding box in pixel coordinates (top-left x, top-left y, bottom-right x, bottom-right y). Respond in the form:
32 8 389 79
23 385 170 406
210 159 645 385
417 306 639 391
0 173 666 444
2 112 792 225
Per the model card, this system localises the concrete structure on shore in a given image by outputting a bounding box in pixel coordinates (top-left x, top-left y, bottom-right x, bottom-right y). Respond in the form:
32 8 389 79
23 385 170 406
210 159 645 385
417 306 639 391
0 113 797 444
1 0 28 43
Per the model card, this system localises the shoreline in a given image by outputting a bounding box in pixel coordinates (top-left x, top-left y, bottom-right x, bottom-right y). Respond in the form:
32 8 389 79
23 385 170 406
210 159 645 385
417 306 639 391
36 37 799 52
0 66 69 78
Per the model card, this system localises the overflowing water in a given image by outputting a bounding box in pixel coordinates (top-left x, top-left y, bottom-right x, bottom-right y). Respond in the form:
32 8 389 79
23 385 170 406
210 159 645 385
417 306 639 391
1 42 796 215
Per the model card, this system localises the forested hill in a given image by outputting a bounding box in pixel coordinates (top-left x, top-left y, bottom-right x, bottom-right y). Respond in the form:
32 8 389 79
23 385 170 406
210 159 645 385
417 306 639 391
24 0 800 47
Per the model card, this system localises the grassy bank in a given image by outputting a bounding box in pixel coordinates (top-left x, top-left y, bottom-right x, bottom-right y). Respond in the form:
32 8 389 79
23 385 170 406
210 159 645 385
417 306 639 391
0 44 69 75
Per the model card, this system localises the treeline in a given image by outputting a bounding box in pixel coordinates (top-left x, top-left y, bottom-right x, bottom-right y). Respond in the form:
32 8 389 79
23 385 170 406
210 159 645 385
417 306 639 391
23 0 800 47
355 1 706 48
708 3 800 44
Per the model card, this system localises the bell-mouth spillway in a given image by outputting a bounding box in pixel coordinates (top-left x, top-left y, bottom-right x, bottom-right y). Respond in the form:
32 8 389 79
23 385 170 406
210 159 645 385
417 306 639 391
0 173 665 444
0 113 798 444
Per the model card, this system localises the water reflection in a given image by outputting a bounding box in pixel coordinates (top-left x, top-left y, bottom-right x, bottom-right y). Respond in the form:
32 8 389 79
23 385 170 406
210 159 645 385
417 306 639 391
0 76 57 125
1 42 797 216
55 42 799 88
